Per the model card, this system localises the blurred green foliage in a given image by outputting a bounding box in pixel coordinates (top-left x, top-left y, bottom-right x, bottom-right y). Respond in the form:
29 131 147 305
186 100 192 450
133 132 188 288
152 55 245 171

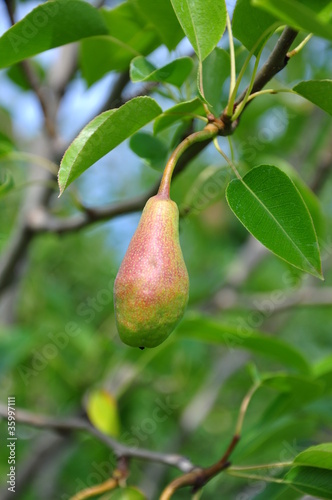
0 1 332 499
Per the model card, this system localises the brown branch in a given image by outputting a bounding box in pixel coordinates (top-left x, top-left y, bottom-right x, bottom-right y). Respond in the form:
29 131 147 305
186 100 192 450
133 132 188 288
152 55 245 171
30 27 298 235
234 27 298 108
4 0 56 137
160 383 259 499
0 403 195 473
310 147 332 194
0 61 131 299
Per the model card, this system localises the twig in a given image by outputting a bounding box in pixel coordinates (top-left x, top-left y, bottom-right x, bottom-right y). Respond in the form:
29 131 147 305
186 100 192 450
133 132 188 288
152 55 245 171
210 286 332 316
4 0 56 137
139 353 249 498
159 383 259 499
310 148 332 194
25 127 216 234
28 27 298 235
70 456 129 499
70 478 118 500
234 27 298 110
0 403 196 473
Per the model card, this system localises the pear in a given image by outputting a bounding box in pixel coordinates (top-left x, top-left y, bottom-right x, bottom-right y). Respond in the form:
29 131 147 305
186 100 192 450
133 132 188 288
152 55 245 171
113 194 189 348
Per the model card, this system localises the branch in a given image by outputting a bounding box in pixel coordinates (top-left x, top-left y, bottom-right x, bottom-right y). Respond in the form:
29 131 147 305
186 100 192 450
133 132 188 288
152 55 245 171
4 0 56 137
27 125 215 234
310 147 332 194
234 27 298 107
30 28 298 235
213 286 332 315
0 26 299 296
0 404 195 473
160 383 259 499
0 59 131 297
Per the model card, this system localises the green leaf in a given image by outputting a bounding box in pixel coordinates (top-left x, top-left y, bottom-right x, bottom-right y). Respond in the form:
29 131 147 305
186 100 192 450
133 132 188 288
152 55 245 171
253 482 301 500
201 48 230 116
176 314 311 373
0 107 13 144
153 98 205 134
253 0 332 41
181 165 229 215
58 96 162 195
314 356 332 394
129 132 168 171
170 0 227 61
260 374 324 422
267 158 325 240
0 171 14 198
226 165 322 279
0 328 36 377
130 56 193 87
233 0 279 52
293 80 332 117
285 466 332 499
0 0 108 69
133 0 184 50
80 3 161 86
294 444 332 470
86 389 120 437
7 61 45 91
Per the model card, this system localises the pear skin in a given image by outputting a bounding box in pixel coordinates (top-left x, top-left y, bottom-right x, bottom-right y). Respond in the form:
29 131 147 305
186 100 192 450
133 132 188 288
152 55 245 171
114 194 189 348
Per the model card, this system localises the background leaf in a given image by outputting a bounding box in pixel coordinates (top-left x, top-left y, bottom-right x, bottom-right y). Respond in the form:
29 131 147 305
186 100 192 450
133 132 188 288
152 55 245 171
285 466 332 498
80 3 161 86
153 98 205 134
86 389 120 437
176 314 311 373
170 0 227 61
129 132 168 171
226 165 322 278
0 0 108 69
133 0 184 50
232 0 279 52
293 80 332 117
0 172 14 198
58 97 162 194
253 0 332 41
201 48 230 116
130 56 193 87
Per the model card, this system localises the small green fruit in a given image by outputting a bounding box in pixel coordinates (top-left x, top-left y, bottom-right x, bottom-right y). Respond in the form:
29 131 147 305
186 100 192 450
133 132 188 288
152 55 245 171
113 194 189 348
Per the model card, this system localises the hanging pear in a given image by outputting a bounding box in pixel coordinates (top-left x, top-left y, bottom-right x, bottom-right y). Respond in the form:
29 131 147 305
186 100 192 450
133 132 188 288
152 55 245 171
113 193 189 348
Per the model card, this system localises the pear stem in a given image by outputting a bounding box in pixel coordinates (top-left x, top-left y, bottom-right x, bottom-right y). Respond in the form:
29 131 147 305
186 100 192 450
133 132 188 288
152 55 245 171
158 124 219 198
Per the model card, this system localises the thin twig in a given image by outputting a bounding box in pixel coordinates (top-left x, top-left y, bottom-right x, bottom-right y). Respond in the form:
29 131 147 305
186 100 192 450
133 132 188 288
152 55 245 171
4 0 56 137
70 478 118 500
234 27 298 108
159 383 259 499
